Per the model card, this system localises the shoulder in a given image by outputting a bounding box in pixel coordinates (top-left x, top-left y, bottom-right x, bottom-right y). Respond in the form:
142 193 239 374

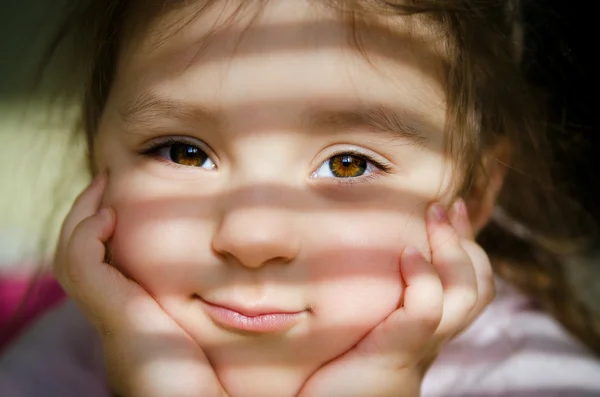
423 278 600 397
0 300 110 397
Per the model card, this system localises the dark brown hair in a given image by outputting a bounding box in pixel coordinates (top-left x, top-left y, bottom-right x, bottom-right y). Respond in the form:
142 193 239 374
40 0 599 354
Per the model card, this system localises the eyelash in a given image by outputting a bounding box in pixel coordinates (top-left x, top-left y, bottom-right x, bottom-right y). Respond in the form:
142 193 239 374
323 149 393 186
137 136 213 169
137 137 394 182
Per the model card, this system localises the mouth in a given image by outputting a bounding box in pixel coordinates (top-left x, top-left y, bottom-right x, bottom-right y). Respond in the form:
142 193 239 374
196 296 307 334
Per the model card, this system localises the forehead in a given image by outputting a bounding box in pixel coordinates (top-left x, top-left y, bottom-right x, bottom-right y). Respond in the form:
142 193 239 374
118 0 446 81
110 0 447 138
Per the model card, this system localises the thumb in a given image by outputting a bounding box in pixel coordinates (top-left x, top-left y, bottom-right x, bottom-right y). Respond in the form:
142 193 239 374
60 208 140 319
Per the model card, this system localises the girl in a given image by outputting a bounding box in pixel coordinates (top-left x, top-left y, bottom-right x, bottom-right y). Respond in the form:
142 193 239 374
2 0 600 396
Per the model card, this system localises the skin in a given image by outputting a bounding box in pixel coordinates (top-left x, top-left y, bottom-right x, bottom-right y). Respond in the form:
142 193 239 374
55 178 492 397
75 1 493 396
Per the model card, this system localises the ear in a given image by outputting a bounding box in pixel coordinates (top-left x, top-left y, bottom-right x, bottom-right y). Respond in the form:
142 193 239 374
464 139 511 235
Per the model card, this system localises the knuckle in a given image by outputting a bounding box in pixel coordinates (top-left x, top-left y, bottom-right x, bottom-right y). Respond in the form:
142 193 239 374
63 224 89 288
64 259 82 290
431 236 465 267
481 278 496 306
463 240 492 268
431 226 459 248
419 306 444 333
462 289 479 313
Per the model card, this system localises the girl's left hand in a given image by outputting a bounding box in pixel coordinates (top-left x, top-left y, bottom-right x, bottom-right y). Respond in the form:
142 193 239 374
297 200 495 397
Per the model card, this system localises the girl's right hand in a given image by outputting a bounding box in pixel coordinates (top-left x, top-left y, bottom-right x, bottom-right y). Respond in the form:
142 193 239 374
53 173 226 397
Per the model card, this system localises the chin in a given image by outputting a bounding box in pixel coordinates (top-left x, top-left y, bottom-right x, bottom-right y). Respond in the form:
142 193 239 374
162 300 361 397
214 359 315 397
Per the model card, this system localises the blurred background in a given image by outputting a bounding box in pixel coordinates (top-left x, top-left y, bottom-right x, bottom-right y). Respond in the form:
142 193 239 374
0 0 598 268
0 0 87 268
522 0 600 222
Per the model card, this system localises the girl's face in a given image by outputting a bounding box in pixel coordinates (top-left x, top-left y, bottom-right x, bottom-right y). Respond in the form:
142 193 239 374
95 1 450 395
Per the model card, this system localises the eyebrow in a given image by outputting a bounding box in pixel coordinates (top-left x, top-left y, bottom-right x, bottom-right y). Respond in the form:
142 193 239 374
119 92 430 146
119 91 220 132
307 105 429 147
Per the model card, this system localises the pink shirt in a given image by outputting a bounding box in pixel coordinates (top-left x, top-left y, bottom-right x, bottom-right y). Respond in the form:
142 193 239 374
1 278 600 396
0 275 65 352
422 281 600 396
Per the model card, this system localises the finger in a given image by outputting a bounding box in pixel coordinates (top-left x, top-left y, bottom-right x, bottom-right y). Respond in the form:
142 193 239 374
448 199 495 329
55 172 107 263
460 240 495 328
58 207 116 300
427 203 478 337
398 246 444 331
62 207 139 310
61 208 176 333
448 198 475 240
61 207 158 336
60 209 224 397
357 246 443 359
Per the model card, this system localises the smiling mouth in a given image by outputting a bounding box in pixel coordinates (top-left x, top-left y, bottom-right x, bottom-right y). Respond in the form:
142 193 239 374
196 296 306 334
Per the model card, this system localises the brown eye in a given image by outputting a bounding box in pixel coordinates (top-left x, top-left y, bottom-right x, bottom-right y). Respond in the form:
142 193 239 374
169 144 209 167
311 151 391 181
147 140 216 169
328 154 367 178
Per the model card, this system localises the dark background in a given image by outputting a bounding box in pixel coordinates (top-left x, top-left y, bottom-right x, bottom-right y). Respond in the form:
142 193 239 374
522 0 599 222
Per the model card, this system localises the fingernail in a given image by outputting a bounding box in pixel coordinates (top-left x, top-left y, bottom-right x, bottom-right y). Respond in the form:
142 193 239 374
97 207 113 221
404 245 422 258
90 171 106 188
429 204 448 223
453 198 467 218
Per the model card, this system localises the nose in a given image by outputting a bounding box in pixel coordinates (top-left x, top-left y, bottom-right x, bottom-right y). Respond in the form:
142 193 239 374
212 206 300 269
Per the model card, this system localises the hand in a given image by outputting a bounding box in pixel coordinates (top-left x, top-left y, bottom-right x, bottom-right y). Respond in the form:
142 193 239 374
53 173 227 397
297 200 495 397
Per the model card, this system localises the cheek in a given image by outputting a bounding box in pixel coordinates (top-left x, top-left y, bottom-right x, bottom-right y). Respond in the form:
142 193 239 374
104 175 216 298
303 210 427 337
